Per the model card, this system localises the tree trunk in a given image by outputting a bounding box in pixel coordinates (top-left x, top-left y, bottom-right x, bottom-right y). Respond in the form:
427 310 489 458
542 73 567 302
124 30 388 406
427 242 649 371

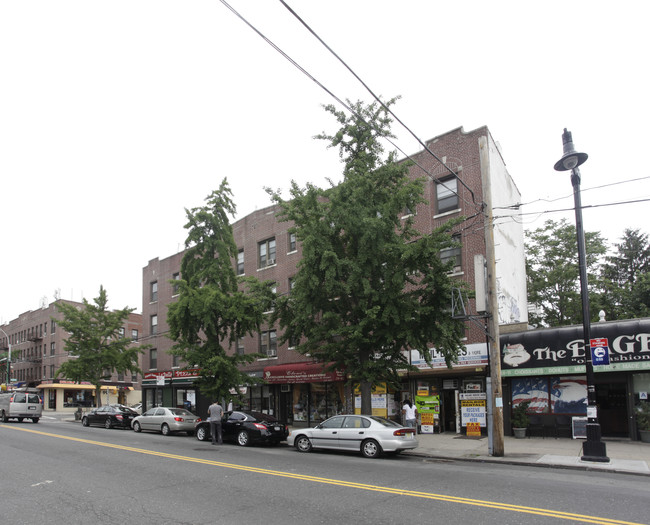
360 380 372 415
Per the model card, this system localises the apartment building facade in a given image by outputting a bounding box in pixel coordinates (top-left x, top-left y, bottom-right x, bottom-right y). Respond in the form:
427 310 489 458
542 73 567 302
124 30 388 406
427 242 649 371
141 125 527 432
1 300 143 411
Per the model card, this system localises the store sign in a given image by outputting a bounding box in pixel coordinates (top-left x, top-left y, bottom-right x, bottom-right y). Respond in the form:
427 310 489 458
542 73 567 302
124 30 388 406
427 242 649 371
500 320 650 376
263 362 345 384
406 343 488 370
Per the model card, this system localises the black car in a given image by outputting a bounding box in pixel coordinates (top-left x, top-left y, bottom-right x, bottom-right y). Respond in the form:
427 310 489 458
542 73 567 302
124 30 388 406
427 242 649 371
82 404 139 429
195 410 288 446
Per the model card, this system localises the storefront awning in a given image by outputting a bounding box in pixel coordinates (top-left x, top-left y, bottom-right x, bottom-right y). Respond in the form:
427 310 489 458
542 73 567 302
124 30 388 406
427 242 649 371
263 362 345 384
36 384 94 390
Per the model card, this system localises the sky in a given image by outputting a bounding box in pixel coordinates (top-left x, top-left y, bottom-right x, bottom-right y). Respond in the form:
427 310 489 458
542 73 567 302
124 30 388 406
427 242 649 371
1 1 649 323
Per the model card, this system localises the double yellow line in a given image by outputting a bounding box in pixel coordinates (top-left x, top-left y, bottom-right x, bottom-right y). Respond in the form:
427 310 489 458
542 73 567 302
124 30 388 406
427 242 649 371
3 425 643 525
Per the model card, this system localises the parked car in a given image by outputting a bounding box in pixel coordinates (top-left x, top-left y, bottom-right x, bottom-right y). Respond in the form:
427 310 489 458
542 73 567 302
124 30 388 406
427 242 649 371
132 407 200 436
287 414 418 458
130 402 143 414
82 404 139 429
195 410 288 446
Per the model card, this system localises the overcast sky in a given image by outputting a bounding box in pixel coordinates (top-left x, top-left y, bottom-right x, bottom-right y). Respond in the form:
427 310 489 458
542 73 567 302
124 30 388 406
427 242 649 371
1 1 648 323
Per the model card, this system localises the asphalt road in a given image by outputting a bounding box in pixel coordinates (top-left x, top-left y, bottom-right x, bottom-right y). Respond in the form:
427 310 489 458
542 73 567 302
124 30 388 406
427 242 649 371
1 415 648 525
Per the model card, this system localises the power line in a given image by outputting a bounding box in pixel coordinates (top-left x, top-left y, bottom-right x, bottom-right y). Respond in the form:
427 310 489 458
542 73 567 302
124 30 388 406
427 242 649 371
218 0 478 213
277 0 481 208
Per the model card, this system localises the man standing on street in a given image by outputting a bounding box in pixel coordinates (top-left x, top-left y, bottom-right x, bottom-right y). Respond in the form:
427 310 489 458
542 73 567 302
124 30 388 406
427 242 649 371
208 399 224 445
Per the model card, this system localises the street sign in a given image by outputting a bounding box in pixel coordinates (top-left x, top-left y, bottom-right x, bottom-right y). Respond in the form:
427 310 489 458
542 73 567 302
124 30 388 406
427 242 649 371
590 337 610 366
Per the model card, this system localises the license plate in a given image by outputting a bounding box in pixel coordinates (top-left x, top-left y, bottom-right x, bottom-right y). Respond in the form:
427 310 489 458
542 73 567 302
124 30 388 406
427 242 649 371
274 426 280 431
405 432 413 438
29 406 36 410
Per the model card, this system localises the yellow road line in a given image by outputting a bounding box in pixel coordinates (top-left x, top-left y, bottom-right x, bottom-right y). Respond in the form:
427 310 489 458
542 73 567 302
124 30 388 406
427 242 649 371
2 424 643 525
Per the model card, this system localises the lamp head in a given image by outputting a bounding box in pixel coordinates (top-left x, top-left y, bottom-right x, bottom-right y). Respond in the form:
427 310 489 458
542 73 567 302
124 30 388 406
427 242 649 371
554 128 588 171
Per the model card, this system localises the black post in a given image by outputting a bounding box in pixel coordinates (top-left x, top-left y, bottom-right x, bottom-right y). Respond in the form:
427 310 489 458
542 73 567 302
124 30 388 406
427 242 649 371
555 129 609 462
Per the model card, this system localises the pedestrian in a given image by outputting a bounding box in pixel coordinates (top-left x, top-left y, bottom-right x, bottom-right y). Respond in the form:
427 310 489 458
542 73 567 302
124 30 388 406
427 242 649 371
208 399 224 445
402 399 418 431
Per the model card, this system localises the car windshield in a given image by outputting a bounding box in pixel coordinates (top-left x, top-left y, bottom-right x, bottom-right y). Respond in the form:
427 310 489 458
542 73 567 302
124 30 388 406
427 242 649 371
248 411 278 423
366 416 402 428
169 409 193 416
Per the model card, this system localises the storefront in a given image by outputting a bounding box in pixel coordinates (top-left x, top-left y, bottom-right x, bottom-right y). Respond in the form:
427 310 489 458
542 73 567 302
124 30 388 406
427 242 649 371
36 381 137 411
141 369 204 415
263 362 346 427
400 343 490 434
500 318 650 440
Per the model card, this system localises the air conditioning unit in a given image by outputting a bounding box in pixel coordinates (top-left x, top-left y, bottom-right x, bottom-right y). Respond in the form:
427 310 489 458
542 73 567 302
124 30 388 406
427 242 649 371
268 258 276 266
280 384 290 392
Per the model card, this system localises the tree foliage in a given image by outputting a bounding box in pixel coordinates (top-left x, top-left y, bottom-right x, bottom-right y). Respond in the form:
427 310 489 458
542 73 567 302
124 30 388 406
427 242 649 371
525 218 607 327
167 179 275 404
55 286 144 406
597 228 650 319
268 99 466 413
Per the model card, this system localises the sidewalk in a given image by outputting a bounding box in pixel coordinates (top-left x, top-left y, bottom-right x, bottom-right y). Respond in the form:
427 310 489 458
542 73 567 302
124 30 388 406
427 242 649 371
405 431 650 476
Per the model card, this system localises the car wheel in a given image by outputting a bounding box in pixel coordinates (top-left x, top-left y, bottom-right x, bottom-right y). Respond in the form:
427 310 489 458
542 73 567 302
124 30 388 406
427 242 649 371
361 439 381 458
295 435 312 453
236 430 249 446
196 426 208 441
133 421 141 433
82 417 89 427
32 418 39 424
105 418 112 429
161 423 170 436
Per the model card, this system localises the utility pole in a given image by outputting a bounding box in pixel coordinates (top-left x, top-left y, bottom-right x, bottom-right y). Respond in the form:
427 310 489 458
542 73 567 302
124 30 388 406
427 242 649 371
479 136 504 457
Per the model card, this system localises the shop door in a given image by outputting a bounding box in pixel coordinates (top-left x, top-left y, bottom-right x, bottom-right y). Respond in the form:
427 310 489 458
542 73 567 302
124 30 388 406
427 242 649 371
596 382 628 437
442 390 458 433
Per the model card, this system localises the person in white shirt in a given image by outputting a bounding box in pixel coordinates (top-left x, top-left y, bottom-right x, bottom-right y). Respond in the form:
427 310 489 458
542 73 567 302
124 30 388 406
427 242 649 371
402 399 418 430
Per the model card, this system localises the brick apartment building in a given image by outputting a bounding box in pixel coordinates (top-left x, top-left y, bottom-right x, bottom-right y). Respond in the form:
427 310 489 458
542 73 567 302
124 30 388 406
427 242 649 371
1 300 143 411
141 125 527 432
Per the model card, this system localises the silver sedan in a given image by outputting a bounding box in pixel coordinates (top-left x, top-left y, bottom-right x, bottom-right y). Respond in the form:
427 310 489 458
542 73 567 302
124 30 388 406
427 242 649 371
132 407 200 436
287 414 418 458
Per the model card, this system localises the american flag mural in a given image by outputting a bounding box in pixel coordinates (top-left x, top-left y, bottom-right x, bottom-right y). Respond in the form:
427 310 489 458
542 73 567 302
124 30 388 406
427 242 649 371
511 378 548 413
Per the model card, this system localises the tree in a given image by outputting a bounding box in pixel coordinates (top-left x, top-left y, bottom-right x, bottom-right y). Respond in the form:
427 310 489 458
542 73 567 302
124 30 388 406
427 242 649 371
268 99 466 414
55 286 144 406
167 180 275 404
598 228 650 319
525 218 606 327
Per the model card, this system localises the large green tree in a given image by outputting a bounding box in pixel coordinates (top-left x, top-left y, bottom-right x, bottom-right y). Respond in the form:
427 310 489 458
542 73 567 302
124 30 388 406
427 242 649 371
597 228 650 319
167 180 275 404
269 99 466 414
525 218 607 327
55 286 144 406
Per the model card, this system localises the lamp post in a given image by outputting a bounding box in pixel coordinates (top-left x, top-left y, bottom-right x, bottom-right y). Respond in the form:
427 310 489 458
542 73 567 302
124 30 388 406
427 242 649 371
0 327 11 387
554 128 609 462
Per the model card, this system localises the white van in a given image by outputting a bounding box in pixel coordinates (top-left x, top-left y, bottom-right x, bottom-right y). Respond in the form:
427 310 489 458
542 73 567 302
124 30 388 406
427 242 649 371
0 389 43 423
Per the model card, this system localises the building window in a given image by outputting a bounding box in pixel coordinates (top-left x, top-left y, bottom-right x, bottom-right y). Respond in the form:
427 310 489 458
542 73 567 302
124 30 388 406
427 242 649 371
288 232 297 253
172 273 181 295
172 354 180 368
117 372 124 382
150 349 158 370
50 365 55 378
131 329 139 342
237 249 245 275
150 315 158 335
236 338 245 356
150 281 158 302
258 238 276 268
289 277 296 294
50 342 55 356
51 320 56 334
260 330 277 357
440 234 462 272
118 327 125 338
436 177 458 214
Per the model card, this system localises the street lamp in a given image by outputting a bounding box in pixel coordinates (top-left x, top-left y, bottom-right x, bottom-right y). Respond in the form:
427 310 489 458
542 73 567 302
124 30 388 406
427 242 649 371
554 128 609 462
0 327 11 387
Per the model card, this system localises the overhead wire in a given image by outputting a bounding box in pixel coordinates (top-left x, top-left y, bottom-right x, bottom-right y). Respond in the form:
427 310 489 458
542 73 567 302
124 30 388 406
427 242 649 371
218 0 478 214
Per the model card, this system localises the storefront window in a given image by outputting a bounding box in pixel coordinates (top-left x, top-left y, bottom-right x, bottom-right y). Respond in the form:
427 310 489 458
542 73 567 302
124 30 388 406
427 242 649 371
293 385 308 422
633 373 650 404
63 389 93 407
175 388 197 412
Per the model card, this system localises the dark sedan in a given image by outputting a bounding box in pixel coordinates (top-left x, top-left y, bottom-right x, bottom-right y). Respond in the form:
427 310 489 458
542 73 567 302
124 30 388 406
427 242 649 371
82 404 138 429
195 410 288 446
